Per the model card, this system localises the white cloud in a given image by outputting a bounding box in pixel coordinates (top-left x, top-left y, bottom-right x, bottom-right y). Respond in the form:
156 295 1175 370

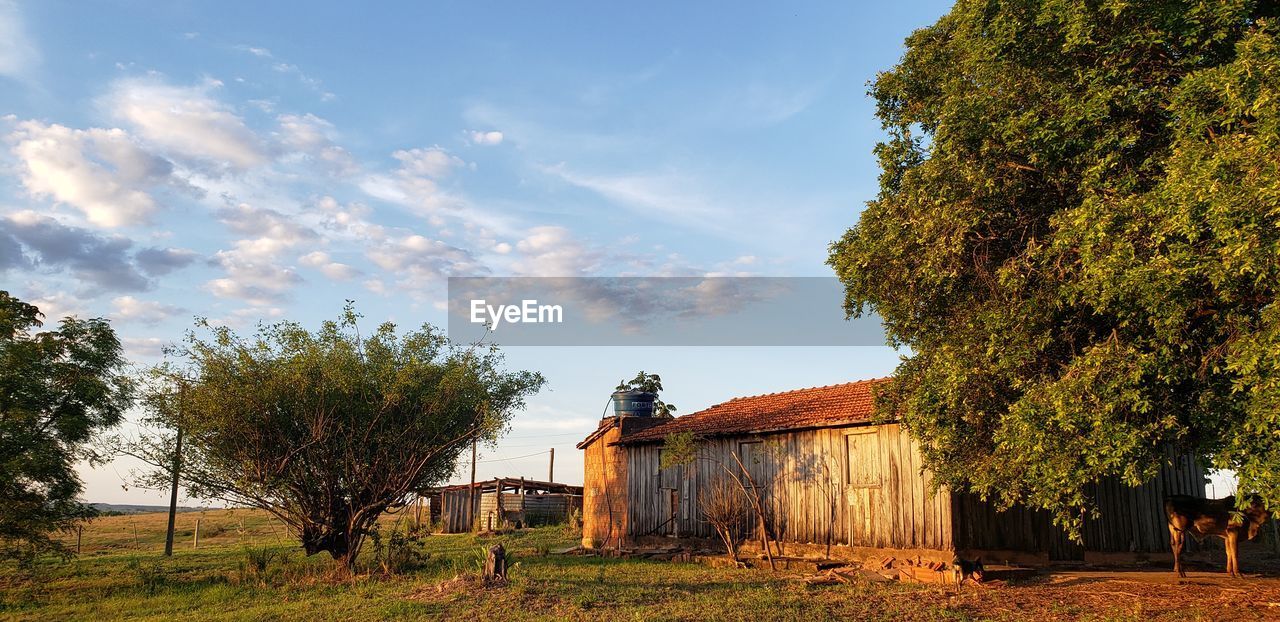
357 146 489 230
364 278 388 295
121 336 167 359
468 130 504 146
730 80 823 126
8 120 180 227
206 252 302 306
112 295 184 325
366 233 482 289
513 226 598 276
205 203 316 304
392 146 464 179
0 1 38 79
104 77 267 170
299 251 358 280
315 196 381 237
26 291 84 323
542 163 731 236
217 203 319 260
276 113 357 174
269 62 334 101
235 45 273 58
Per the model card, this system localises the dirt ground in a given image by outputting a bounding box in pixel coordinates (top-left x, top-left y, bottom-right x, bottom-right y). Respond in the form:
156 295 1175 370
917 566 1280 621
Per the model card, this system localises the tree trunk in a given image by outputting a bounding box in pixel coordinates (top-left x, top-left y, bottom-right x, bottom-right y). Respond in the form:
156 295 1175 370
302 523 364 568
483 544 507 585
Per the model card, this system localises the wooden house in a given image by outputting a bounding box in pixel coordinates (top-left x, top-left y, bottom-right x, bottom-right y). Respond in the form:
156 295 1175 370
577 378 1207 564
426 478 583 533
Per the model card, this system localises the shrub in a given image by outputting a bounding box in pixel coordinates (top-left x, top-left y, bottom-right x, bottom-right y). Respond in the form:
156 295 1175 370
126 559 166 595
367 526 430 575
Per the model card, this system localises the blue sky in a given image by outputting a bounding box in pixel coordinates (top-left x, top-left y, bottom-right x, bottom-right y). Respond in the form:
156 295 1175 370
0 1 955 504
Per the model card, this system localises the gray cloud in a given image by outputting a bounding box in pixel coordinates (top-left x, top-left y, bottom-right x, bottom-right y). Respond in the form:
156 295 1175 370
0 227 30 270
135 246 199 276
0 212 152 291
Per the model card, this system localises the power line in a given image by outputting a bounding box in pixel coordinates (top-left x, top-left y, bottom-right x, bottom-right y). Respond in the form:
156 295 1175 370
490 441 579 449
500 431 588 439
476 449 550 464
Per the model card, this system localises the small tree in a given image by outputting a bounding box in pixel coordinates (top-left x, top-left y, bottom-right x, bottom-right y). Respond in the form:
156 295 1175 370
661 432 780 570
120 304 544 567
700 473 749 563
0 291 133 565
616 371 677 418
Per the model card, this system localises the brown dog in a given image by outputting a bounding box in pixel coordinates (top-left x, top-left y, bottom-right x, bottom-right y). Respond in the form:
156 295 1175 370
1165 494 1271 578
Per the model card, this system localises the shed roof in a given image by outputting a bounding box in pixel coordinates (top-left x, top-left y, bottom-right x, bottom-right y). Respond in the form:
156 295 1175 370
616 377 889 444
424 477 582 495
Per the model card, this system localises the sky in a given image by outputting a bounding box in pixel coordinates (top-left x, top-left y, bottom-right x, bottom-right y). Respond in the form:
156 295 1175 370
0 0 961 506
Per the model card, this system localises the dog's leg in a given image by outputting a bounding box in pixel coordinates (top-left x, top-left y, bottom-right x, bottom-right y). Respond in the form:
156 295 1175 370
1170 525 1185 578
1226 530 1239 578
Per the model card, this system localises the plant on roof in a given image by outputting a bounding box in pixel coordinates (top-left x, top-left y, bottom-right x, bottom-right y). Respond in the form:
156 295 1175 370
616 371 677 418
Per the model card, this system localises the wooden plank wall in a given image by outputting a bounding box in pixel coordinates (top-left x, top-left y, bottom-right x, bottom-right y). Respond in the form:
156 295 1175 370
951 453 1207 556
477 492 582 528
437 488 474 533
625 423 953 551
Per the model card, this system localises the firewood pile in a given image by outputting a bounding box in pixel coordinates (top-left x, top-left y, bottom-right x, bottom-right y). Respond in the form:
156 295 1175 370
805 555 1008 588
565 544 721 562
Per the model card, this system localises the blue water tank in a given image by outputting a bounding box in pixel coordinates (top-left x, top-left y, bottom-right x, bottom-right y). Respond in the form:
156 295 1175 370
611 390 656 417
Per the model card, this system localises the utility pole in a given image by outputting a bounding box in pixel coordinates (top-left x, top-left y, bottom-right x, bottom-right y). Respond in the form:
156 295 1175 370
548 447 555 482
164 426 183 556
468 437 477 531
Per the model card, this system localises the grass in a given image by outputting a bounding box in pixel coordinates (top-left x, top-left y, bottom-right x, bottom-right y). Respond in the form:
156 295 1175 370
2 510 1277 621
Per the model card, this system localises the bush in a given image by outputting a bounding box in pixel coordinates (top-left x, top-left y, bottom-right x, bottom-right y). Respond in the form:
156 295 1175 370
126 559 166 595
235 547 287 586
367 526 429 575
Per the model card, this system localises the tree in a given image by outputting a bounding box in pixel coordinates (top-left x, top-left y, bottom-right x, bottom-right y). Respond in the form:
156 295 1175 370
0 291 132 564
122 304 544 567
616 371 677 418
661 432 780 570
829 2 1280 533
699 473 749 564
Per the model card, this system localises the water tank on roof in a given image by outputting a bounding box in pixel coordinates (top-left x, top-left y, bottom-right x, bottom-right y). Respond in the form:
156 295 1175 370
611 389 656 418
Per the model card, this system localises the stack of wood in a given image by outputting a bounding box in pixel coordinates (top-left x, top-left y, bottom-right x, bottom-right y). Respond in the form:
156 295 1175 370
804 564 862 585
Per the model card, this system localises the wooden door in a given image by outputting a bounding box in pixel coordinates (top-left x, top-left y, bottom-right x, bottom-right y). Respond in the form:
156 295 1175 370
656 450 678 535
846 429 881 547
737 441 767 538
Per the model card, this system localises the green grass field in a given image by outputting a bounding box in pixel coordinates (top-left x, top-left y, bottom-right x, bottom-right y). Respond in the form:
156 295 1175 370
2 510 1276 621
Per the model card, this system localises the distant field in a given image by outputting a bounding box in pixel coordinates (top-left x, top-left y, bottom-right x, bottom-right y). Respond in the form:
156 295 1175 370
2 510 1279 621
89 503 204 515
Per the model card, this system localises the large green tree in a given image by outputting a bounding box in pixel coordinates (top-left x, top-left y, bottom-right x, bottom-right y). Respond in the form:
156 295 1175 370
830 1 1280 532
0 292 132 564
123 305 543 567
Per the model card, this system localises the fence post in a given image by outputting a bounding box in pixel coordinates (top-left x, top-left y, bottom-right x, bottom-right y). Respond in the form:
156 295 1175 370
193 518 201 549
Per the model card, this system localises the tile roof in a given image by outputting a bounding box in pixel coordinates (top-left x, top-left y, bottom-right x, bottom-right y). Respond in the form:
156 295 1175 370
617 378 890 444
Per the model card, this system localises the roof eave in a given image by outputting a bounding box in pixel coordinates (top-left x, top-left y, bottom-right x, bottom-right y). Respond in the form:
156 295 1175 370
575 417 618 449
616 417 888 445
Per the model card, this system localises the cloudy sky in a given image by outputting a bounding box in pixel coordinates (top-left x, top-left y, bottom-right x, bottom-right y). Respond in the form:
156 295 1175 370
0 1 952 505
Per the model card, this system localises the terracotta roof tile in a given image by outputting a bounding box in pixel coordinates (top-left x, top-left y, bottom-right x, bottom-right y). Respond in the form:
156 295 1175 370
618 378 890 444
